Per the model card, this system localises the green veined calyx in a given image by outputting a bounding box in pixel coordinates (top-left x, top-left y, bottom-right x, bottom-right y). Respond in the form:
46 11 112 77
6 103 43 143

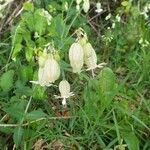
69 42 84 73
30 53 60 87
83 42 107 77
55 80 74 106
43 55 60 83
83 42 97 69
75 28 107 77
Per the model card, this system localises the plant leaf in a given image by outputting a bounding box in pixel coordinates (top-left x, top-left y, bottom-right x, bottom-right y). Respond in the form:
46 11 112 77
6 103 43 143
123 132 139 150
13 127 24 148
0 70 14 92
26 109 46 121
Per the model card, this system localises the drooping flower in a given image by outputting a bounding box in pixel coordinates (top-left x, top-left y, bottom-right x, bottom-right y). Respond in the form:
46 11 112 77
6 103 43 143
76 0 82 5
75 28 106 77
76 4 80 11
83 42 97 69
95 2 103 13
83 0 90 13
76 0 82 11
64 2 68 11
69 42 84 73
38 51 48 68
30 54 60 86
43 56 60 83
116 14 121 22
105 13 111 20
55 80 74 106
83 42 106 77
40 9 52 25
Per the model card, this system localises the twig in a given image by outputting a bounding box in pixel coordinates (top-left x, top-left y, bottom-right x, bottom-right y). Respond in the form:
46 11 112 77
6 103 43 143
0 116 77 127
88 10 106 22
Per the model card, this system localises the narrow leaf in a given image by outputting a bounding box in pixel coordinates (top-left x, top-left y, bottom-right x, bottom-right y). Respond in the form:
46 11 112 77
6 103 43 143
13 127 24 148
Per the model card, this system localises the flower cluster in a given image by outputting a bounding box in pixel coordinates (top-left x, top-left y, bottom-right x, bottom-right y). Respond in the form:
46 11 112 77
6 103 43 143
30 29 106 106
76 0 90 13
70 28 107 77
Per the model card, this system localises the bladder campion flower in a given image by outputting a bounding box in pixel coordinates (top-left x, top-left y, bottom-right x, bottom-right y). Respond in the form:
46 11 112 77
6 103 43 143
83 42 106 77
95 2 103 13
116 14 121 22
76 0 82 10
69 42 84 73
30 54 60 86
76 0 82 4
105 13 111 20
83 0 90 13
43 55 60 83
55 80 74 106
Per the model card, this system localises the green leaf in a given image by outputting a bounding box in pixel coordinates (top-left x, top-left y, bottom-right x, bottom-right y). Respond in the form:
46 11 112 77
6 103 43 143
98 67 116 93
22 12 34 31
121 1 129 6
34 9 47 35
26 109 46 121
23 2 34 11
19 65 33 82
98 67 117 110
12 43 22 61
3 100 26 121
13 127 24 148
25 47 34 62
14 84 32 96
0 70 14 92
50 15 66 38
32 86 47 100
123 132 139 150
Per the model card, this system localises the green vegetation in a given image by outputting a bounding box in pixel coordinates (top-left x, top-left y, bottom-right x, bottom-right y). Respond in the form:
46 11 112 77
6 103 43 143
0 0 149 149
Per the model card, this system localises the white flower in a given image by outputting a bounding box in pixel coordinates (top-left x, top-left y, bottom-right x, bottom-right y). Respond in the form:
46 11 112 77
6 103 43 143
76 4 80 11
83 0 90 13
69 42 84 73
140 11 149 19
30 55 60 86
95 2 103 13
83 42 106 77
112 22 115 28
43 56 60 83
116 14 121 22
105 13 111 20
64 2 68 11
40 9 52 25
55 80 74 106
38 67 51 87
139 38 149 47
76 0 82 5
139 38 143 44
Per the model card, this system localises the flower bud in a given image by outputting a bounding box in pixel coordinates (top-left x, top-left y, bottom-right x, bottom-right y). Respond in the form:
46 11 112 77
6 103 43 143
83 0 90 13
69 42 84 73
